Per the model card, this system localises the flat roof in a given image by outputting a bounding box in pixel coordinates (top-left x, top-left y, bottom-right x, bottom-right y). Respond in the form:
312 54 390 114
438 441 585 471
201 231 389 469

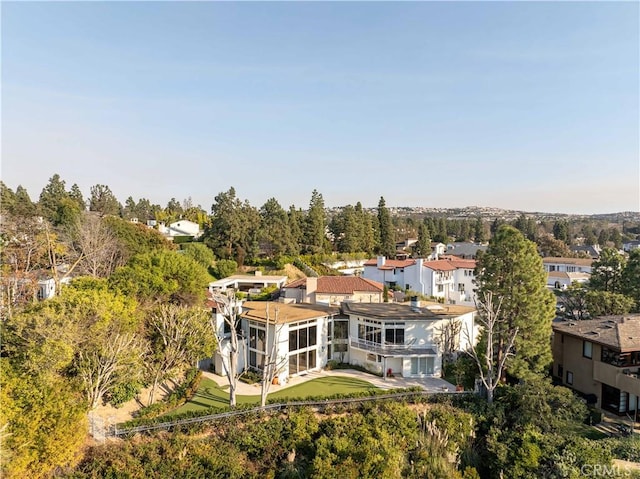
342 301 475 320
209 274 288 288
241 301 338 324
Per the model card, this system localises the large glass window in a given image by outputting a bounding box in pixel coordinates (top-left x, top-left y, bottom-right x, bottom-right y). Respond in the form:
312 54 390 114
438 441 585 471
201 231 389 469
411 357 435 375
385 327 405 345
583 341 593 359
333 321 348 340
358 320 381 344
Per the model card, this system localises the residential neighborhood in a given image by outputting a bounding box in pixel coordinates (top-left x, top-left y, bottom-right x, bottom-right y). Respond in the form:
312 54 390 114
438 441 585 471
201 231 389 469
2 1 639 477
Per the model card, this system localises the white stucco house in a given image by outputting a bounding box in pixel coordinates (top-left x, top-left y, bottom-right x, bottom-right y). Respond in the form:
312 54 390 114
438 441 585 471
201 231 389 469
158 220 202 239
207 295 477 383
341 300 478 378
209 299 337 384
362 256 477 306
542 257 593 290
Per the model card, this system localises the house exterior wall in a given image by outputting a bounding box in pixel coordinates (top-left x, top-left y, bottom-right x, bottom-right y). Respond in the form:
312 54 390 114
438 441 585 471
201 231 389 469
553 332 640 411
553 333 601 404
450 269 476 306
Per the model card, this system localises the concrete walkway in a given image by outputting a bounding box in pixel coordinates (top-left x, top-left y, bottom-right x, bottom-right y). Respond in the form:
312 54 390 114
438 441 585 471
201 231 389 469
202 368 458 396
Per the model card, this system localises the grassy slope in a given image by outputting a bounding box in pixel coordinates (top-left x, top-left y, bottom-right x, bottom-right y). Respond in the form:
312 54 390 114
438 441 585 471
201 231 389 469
173 376 379 415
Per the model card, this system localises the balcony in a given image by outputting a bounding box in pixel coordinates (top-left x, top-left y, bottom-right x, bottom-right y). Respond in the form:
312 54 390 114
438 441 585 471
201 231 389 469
593 361 640 397
350 338 436 357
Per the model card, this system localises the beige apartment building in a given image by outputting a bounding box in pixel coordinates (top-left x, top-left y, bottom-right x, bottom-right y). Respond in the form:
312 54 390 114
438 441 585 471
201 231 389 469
552 315 640 416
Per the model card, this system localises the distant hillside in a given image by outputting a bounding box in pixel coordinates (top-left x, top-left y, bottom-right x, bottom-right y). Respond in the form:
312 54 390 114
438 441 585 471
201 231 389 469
327 206 640 223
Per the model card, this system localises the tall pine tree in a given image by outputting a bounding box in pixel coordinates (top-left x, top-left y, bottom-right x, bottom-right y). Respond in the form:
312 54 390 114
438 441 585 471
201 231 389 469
475 225 555 380
376 197 395 258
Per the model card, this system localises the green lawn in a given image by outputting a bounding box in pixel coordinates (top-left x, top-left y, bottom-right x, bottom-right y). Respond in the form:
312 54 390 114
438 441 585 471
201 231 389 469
172 375 379 415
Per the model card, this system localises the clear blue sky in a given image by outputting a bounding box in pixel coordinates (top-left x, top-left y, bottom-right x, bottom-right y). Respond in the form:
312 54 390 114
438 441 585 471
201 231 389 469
2 1 638 214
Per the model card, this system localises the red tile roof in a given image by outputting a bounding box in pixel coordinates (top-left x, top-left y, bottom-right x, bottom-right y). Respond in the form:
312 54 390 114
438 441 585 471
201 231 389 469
284 276 384 294
445 259 477 269
421 260 457 272
317 276 383 294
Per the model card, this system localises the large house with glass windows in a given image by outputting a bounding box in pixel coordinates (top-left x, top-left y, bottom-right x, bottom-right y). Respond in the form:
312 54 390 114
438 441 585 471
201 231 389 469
340 300 478 378
552 315 640 416
209 297 477 384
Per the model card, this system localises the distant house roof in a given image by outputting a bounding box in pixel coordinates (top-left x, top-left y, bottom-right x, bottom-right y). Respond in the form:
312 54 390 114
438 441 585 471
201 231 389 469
421 260 457 272
443 258 476 269
543 257 593 267
363 258 417 269
569 245 601 259
553 315 640 352
241 301 338 324
445 243 488 258
284 276 384 294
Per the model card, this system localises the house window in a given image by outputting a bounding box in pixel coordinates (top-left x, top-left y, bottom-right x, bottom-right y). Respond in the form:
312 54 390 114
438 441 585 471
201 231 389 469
583 341 593 359
458 283 465 292
332 320 348 340
437 284 444 293
358 320 382 344
566 371 573 385
410 357 434 375
558 364 564 379
288 323 317 352
248 324 266 370
384 323 405 345
366 353 381 363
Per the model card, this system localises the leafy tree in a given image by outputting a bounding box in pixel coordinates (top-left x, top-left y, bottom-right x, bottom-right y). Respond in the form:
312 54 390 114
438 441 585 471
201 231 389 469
622 249 640 311
145 304 216 404
376 196 395 257
474 217 486 243
474 225 555 380
38 173 68 223
0 360 87 479
0 215 50 315
553 220 571 244
89 184 120 216
355 201 375 253
559 284 590 321
609 227 623 249
260 197 295 257
102 216 173 259
109 250 210 306
581 223 597 246
590 247 626 293
213 259 238 279
122 196 137 220
5 278 144 408
182 242 215 270
536 234 572 257
12 185 37 218
585 290 634 317
413 222 431 257
0 181 16 213
68 183 85 211
205 187 259 264
303 189 328 254
329 204 359 253
288 205 304 253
